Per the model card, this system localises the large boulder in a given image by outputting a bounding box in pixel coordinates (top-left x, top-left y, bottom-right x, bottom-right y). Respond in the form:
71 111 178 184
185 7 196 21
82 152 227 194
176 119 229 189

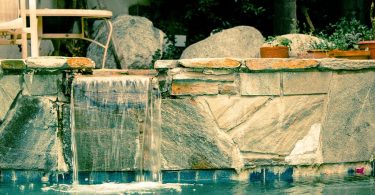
276 34 325 57
180 26 264 59
87 15 165 69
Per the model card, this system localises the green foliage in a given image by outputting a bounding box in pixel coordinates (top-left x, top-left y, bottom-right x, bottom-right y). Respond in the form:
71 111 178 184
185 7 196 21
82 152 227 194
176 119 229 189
265 36 292 47
308 38 335 50
162 35 184 60
151 49 162 68
323 18 373 50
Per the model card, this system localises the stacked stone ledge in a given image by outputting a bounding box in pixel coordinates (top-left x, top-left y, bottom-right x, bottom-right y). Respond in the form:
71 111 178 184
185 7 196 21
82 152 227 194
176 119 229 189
1 57 375 178
0 57 95 172
155 58 375 97
155 57 375 173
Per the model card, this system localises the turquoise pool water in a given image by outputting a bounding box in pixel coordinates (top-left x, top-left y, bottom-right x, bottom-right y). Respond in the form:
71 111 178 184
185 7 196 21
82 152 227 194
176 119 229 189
1 175 374 194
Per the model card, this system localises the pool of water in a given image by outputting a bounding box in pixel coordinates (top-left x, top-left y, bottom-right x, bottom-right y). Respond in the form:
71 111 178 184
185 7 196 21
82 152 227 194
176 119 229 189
1 175 374 194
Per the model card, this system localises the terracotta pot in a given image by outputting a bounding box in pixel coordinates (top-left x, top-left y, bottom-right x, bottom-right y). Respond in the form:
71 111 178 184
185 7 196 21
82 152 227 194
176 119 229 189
358 40 375 59
306 50 330 58
328 49 370 60
260 46 289 58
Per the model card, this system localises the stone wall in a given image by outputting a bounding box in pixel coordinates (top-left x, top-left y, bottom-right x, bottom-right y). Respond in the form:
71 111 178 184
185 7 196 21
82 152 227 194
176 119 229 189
155 58 375 169
1 57 374 178
0 57 94 172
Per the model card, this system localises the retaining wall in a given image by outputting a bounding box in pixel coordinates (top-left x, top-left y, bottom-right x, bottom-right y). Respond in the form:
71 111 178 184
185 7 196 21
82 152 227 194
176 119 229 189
0 57 374 180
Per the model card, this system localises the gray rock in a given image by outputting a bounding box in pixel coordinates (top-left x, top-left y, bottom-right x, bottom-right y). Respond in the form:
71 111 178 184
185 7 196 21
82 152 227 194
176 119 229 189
283 71 332 95
0 75 21 123
204 96 270 131
240 73 281 96
276 34 325 57
87 15 165 69
318 59 375 70
0 96 58 170
181 26 264 59
228 95 326 156
161 99 243 171
285 123 323 165
322 72 375 163
23 74 62 96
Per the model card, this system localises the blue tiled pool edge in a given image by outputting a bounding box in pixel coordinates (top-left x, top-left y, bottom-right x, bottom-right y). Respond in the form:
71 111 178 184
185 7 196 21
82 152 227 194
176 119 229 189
1 163 373 185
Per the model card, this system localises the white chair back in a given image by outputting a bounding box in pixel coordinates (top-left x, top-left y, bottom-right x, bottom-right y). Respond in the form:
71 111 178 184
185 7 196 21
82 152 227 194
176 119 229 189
0 0 20 23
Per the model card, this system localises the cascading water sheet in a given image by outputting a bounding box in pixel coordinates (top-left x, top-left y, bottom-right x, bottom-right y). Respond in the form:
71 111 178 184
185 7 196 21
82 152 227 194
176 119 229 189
70 75 161 185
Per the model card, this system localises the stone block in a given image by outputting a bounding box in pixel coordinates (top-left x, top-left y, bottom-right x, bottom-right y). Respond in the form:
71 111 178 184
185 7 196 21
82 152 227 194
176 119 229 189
23 74 62 96
0 60 26 70
219 83 239 95
0 75 21 122
245 59 319 71
173 71 235 82
26 57 95 70
229 95 326 156
161 99 243 170
318 59 375 70
203 69 234 75
204 96 270 131
0 97 58 170
154 60 178 69
240 73 281 96
171 81 219 96
178 58 241 69
283 71 331 95
322 72 375 163
26 57 68 69
66 57 95 69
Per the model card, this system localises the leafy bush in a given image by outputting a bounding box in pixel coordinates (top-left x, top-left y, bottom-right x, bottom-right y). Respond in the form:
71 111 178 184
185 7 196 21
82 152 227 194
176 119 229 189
265 36 292 47
323 18 373 50
308 38 335 50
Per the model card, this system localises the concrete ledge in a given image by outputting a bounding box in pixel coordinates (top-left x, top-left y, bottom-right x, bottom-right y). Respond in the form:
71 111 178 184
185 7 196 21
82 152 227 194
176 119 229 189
246 59 319 70
1 57 95 71
155 58 375 71
0 60 26 70
318 59 375 70
179 58 241 69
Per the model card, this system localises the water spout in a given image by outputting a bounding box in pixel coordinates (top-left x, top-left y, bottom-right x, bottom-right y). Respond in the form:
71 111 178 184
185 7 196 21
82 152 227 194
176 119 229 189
70 75 161 185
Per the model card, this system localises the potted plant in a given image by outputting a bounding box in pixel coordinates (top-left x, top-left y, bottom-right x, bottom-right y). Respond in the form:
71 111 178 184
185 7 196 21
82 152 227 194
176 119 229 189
358 1 375 59
260 36 292 58
306 38 334 58
325 18 371 59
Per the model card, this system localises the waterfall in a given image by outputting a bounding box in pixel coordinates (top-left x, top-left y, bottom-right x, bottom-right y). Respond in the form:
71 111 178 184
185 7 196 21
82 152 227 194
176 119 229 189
70 75 161 185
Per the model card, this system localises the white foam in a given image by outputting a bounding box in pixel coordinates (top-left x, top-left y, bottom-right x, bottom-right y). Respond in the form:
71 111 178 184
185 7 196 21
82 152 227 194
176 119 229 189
42 182 187 194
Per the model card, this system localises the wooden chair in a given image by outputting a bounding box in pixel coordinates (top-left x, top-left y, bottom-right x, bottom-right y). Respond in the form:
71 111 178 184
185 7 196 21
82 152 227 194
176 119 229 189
0 0 39 58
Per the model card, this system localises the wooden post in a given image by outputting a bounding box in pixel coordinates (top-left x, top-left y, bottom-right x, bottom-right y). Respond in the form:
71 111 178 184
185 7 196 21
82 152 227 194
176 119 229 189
20 0 28 58
29 0 39 57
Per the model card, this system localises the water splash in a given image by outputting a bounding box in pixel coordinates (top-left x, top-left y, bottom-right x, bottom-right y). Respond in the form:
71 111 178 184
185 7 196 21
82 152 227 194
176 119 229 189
70 75 161 185
42 182 184 194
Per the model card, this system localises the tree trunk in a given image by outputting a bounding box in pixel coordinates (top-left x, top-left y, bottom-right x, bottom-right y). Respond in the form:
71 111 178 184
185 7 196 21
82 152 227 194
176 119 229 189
273 0 297 35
